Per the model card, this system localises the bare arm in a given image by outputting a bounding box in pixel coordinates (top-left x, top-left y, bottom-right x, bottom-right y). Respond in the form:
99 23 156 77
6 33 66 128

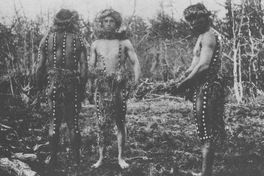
185 56 198 74
185 33 215 81
89 41 98 68
87 41 98 96
124 40 141 85
36 36 47 90
177 32 215 90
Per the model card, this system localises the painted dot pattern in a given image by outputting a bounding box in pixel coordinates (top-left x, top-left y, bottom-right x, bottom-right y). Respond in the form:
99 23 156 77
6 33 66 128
62 32 67 66
44 35 50 108
193 32 221 141
47 33 85 136
73 34 77 68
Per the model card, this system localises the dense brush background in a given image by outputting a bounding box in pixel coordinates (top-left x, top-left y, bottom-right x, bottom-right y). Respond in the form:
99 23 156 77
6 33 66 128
1 0 264 175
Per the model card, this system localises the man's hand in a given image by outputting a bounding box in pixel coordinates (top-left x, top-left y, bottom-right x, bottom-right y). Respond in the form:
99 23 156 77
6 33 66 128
170 79 191 96
177 80 189 92
184 69 192 77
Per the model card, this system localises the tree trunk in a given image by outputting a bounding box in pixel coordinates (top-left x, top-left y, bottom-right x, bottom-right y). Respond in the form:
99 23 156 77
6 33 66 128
161 41 169 82
233 48 243 103
232 0 245 103
31 31 35 76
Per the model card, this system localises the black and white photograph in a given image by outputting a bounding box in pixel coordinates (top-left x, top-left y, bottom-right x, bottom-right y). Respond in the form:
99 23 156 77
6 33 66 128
1 0 264 175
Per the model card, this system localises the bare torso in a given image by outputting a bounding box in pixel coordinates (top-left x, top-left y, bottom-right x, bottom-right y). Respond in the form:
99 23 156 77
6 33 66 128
94 39 128 74
46 32 84 70
37 30 88 99
188 28 222 75
36 30 88 168
192 34 203 66
89 35 141 90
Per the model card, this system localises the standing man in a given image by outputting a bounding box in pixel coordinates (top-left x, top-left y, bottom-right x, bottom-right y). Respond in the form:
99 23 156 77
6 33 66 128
36 9 88 167
89 9 141 169
172 3 225 176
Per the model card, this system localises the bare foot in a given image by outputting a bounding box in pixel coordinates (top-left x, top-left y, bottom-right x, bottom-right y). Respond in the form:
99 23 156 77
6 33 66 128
92 159 104 169
118 158 129 169
191 172 201 176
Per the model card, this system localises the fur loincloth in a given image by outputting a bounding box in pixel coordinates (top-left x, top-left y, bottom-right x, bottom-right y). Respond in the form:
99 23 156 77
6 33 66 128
90 69 130 145
46 68 82 112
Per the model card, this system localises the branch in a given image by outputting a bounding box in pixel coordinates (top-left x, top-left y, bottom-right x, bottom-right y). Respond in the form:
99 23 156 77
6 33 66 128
144 94 184 101
0 158 39 176
222 53 234 62
18 0 26 18
11 153 38 162
127 0 137 26
136 33 149 47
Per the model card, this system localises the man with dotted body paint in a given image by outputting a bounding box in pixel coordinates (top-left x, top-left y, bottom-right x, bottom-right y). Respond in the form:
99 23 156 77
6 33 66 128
89 9 141 169
172 3 225 176
36 9 88 167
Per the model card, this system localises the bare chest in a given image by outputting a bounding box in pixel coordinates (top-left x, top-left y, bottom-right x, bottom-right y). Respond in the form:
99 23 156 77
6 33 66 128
96 40 126 72
96 40 122 58
193 35 202 57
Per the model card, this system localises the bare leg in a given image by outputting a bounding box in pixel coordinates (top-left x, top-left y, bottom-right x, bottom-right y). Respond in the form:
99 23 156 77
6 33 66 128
115 88 129 169
92 145 105 168
48 117 59 165
47 96 61 166
65 99 81 166
201 139 214 176
93 91 106 168
193 85 215 176
116 122 129 169
116 110 129 169
70 130 81 166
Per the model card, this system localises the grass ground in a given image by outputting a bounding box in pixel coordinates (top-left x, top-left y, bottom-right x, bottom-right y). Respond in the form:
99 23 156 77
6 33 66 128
2 96 264 176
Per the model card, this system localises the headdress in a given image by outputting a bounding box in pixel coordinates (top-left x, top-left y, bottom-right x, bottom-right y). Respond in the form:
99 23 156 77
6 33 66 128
52 9 79 32
93 9 130 40
183 3 211 21
98 9 122 29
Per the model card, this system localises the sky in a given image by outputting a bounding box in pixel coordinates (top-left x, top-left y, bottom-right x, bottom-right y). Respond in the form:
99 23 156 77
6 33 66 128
1 0 244 25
